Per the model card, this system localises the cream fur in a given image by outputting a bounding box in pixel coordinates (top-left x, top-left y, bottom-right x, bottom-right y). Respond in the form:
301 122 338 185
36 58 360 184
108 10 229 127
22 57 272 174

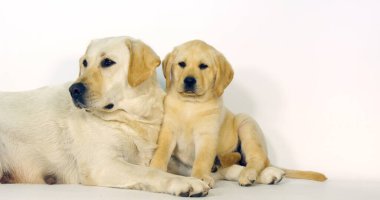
0 36 209 197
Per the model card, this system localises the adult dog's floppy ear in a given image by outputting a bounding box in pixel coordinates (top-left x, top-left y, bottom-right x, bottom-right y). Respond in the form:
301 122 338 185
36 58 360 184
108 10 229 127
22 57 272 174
125 39 161 87
214 52 234 97
162 51 174 90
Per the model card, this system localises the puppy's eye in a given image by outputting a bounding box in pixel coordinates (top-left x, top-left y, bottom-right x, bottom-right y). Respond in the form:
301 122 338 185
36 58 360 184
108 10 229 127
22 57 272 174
199 63 208 70
178 61 186 68
101 58 116 68
83 59 88 67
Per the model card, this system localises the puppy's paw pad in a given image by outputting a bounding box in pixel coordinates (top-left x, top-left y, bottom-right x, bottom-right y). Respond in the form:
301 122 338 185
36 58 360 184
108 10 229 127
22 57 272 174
258 167 285 185
238 168 257 187
179 191 190 197
170 177 210 197
190 192 206 197
200 175 215 188
239 179 255 187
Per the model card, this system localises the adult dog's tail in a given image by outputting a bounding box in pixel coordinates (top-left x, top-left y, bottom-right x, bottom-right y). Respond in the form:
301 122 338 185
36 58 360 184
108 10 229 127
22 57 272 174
281 168 327 182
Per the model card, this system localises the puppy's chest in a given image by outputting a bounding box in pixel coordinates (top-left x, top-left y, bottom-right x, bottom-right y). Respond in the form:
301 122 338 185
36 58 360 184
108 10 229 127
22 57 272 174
166 100 221 165
167 103 219 138
168 111 197 165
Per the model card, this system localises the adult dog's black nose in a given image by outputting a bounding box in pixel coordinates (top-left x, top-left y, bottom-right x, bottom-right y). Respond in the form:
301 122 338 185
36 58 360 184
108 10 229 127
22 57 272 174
184 76 196 89
69 82 86 100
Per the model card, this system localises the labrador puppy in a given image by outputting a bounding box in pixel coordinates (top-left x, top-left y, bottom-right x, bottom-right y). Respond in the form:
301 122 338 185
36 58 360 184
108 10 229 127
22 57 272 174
0 36 209 197
150 40 327 187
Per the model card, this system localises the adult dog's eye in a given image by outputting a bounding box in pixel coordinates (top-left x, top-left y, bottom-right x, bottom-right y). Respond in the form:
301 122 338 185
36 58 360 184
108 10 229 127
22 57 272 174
101 58 116 68
178 61 186 68
83 59 88 67
199 63 208 70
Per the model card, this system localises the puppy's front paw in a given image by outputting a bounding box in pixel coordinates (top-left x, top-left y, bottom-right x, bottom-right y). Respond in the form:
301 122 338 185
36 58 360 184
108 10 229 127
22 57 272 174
238 168 257 187
167 176 210 197
257 166 285 185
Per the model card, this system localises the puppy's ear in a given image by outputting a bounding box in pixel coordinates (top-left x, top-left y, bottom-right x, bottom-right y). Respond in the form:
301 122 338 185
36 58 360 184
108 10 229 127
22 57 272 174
125 39 161 87
162 51 174 90
214 52 234 97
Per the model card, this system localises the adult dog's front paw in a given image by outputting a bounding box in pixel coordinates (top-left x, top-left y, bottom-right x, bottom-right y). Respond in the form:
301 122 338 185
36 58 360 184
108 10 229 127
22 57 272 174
238 167 257 186
167 176 210 197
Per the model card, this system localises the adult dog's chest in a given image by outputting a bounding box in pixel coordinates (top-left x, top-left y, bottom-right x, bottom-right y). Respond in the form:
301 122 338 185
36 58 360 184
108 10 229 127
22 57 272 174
73 114 159 167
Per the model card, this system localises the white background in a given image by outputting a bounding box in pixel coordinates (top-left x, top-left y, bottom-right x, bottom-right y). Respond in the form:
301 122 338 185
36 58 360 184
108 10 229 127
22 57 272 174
0 0 379 182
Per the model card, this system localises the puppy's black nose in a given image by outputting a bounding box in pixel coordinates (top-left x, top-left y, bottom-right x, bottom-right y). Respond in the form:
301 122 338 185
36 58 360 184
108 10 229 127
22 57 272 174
69 83 86 99
184 76 196 88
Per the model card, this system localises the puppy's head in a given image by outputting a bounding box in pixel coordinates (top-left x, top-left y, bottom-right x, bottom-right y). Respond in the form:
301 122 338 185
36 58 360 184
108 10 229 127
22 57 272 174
163 40 233 99
69 36 160 111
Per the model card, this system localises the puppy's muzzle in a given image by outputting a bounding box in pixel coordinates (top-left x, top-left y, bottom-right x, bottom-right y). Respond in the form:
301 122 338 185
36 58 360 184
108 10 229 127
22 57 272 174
69 82 87 108
184 76 196 92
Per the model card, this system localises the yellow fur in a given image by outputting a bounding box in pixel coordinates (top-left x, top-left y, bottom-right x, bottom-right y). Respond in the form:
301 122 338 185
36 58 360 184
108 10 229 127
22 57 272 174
150 40 327 187
219 152 241 168
125 39 161 87
283 169 327 182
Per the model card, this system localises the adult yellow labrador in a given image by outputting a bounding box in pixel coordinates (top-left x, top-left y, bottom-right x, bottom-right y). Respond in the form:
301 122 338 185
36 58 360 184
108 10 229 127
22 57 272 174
150 40 327 187
0 37 209 197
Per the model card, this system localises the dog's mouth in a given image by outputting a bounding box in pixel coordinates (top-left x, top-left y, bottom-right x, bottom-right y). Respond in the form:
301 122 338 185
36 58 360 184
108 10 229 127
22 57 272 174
181 91 197 97
72 99 116 113
73 100 115 111
179 89 205 97
72 99 87 109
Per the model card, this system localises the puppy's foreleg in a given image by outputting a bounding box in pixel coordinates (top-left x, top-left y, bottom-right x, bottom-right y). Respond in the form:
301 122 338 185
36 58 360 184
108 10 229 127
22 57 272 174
150 124 176 171
235 114 269 186
192 133 218 188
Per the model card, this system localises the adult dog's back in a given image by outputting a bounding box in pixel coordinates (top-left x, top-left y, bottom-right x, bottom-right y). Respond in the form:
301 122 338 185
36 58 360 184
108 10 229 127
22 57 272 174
0 85 81 183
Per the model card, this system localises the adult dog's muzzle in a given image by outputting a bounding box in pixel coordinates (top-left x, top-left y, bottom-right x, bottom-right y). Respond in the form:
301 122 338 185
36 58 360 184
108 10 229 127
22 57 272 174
69 82 87 108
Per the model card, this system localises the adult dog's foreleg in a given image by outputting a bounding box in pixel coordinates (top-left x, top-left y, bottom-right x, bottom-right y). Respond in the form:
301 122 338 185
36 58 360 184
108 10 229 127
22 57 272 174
82 159 209 197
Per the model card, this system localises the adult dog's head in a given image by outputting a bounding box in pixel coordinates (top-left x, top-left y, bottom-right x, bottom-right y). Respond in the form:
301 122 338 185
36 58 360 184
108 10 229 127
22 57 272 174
163 40 234 100
69 36 160 111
